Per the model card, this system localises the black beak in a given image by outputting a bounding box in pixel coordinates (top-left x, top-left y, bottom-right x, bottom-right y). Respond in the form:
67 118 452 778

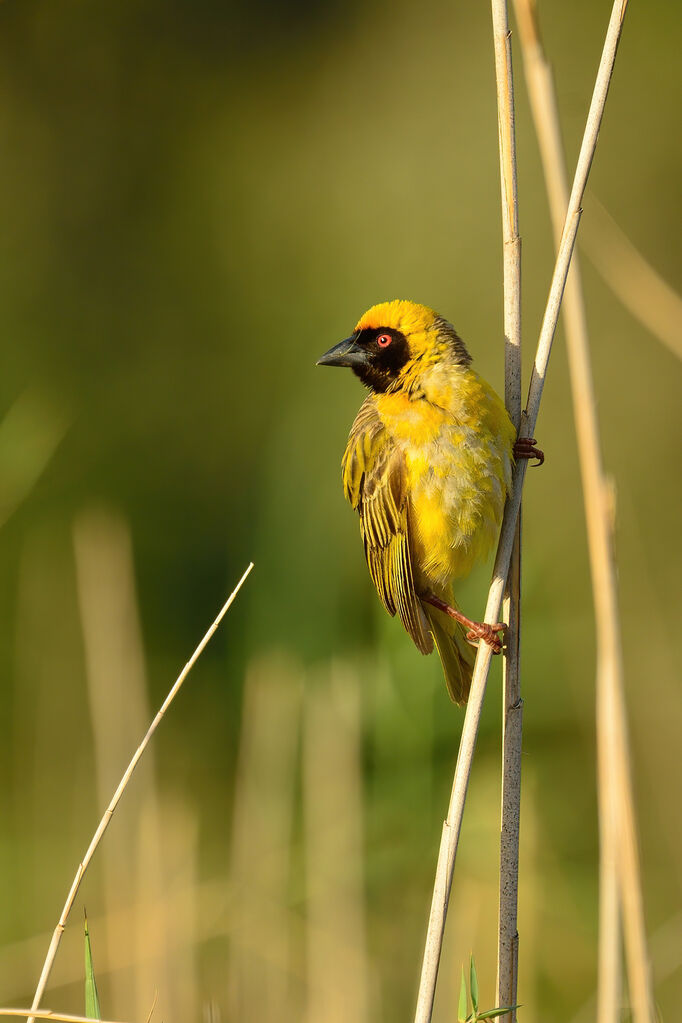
316 335 368 370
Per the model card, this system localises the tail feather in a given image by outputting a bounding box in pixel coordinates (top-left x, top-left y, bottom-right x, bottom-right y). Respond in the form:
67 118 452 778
423 602 476 705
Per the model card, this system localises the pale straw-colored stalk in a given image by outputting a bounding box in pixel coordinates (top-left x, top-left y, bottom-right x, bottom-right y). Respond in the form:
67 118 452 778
413 4 628 1019
490 3 523 1020
0 1013 127 1023
512 4 654 1021
26 562 254 1023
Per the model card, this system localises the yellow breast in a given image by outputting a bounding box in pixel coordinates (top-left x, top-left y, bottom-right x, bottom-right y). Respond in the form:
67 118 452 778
375 363 515 589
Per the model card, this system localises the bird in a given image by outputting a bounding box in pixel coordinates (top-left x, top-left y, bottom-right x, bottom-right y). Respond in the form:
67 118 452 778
317 299 542 705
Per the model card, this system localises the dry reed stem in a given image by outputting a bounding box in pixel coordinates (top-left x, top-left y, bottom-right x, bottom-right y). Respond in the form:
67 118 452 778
26 562 254 1023
509 3 621 1016
512 3 654 1021
490 3 523 1020
413 5 628 1020
498 530 522 1023
597 666 624 1023
582 196 682 362
0 1013 127 1023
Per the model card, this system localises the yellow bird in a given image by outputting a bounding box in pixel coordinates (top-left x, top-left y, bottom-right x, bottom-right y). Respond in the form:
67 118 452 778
317 299 542 704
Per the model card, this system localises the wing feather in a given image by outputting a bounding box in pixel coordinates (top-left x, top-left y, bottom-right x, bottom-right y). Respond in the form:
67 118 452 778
342 397 432 654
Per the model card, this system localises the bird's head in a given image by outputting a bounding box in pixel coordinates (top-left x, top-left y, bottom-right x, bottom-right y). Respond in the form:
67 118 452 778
317 299 471 393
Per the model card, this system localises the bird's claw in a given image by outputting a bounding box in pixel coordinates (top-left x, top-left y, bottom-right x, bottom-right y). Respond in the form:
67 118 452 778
465 621 507 654
421 591 508 654
513 437 544 466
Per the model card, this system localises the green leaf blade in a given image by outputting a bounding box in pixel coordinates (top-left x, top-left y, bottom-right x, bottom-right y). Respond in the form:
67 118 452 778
469 954 479 1015
84 911 102 1020
476 1005 521 1020
458 966 468 1022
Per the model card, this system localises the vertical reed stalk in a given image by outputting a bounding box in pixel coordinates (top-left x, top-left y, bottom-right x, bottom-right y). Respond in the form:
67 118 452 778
414 6 628 1019
512 3 653 1020
490 3 523 1020
26 563 254 1023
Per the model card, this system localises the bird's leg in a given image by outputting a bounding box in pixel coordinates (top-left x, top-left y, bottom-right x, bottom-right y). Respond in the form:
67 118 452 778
421 592 507 655
513 436 544 466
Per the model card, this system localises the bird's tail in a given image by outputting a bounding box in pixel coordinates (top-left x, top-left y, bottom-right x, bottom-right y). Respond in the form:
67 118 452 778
422 600 477 705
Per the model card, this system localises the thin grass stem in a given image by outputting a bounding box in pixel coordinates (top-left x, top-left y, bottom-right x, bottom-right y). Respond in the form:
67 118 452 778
512 3 654 1020
26 562 254 1023
413 5 628 1020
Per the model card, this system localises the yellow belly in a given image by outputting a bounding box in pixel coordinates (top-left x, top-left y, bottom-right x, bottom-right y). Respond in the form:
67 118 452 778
407 441 507 586
376 368 514 590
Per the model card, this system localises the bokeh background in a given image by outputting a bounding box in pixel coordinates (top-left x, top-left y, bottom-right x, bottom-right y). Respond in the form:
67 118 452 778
0 0 680 1020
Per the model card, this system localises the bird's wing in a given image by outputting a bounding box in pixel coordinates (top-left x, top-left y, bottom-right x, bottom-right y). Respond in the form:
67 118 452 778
342 397 433 654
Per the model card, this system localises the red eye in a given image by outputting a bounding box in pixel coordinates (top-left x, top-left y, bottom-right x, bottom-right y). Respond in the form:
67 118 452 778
376 333 392 348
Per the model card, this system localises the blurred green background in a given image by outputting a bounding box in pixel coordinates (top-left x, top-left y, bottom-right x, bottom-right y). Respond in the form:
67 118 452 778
0 0 680 1020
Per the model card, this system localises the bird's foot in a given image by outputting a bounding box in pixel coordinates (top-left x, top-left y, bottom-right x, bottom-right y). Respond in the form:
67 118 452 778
513 436 544 466
421 592 507 654
464 620 506 654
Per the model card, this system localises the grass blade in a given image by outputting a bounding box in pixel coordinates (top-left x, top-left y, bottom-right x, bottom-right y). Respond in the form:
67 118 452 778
83 914 101 1020
470 955 479 1016
458 967 468 1022
477 1007 521 1021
